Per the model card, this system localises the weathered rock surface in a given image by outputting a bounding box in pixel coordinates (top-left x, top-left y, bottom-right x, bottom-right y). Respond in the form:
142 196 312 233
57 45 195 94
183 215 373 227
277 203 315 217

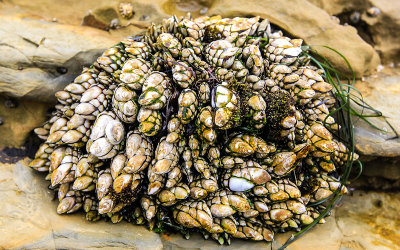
0 96 50 147
353 67 400 158
1 159 399 249
308 0 400 65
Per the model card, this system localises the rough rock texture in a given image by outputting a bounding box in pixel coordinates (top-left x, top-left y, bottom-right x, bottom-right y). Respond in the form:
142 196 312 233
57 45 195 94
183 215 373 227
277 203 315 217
0 96 50 147
309 0 400 65
1 159 398 249
353 67 400 158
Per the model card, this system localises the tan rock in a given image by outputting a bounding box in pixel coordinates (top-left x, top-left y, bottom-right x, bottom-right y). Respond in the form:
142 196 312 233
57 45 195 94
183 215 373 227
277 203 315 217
353 67 400 157
0 96 50 147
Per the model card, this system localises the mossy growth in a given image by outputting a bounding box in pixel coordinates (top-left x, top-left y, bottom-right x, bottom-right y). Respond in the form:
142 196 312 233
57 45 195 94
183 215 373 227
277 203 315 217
264 90 295 141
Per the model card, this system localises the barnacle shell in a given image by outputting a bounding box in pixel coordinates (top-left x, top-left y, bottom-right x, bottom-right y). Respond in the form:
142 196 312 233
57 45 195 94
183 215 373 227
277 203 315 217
29 14 356 246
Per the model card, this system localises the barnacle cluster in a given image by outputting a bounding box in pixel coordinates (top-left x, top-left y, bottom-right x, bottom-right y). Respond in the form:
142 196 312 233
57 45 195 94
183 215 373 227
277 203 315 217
29 15 359 244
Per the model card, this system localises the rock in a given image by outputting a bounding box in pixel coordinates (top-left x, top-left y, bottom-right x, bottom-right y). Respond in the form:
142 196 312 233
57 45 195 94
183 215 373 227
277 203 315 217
336 191 400 249
207 0 380 78
353 67 400 157
0 96 50 147
308 0 400 65
0 159 163 249
363 0 400 64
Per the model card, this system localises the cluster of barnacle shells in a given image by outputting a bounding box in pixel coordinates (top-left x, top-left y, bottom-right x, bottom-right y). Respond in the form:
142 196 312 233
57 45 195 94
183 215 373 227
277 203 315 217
29 14 358 244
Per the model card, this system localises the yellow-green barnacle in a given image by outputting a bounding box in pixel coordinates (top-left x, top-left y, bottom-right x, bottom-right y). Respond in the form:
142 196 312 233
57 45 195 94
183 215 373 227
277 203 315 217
55 67 98 104
29 142 54 172
181 135 201 182
263 37 303 65
72 84 108 121
141 196 158 222
183 37 204 55
204 40 239 69
147 163 166 195
196 106 217 144
152 136 179 175
222 160 271 192
144 23 163 51
307 174 348 203
50 147 79 187
86 112 124 160
207 146 221 168
211 83 240 130
225 133 276 158
206 190 251 218
262 199 306 225
125 130 153 173
177 89 198 124
233 219 274 242
240 44 264 76
332 139 359 167
83 194 101 222
165 165 183 188
180 47 210 80
267 151 297 177
166 116 184 143
215 59 249 84
57 189 83 214
139 72 172 110
96 44 127 74
112 85 139 123
172 61 195 88
268 64 300 90
190 175 219 200
137 107 162 136
173 200 214 232
246 93 267 129
213 217 238 236
157 33 182 58
121 39 151 60
294 206 325 227
157 183 190 206
198 82 211 104
304 122 339 158
204 17 259 47
112 171 144 194
194 157 218 181
252 179 301 201
178 18 206 41
303 99 338 129
72 155 102 192
119 58 151 90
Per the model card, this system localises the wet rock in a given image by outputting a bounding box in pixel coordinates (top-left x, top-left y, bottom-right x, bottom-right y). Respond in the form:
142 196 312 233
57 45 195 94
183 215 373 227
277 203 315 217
207 0 380 78
0 159 163 249
0 96 50 147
